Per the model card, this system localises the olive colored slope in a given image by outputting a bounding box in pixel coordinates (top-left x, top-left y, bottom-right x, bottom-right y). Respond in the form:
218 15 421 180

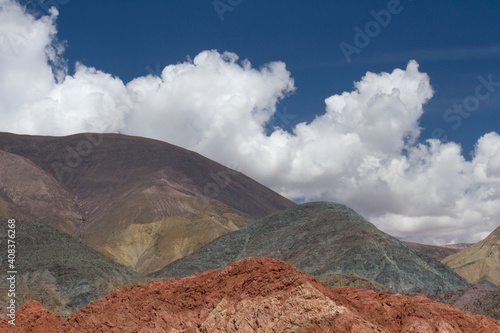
150 202 471 293
101 211 244 275
0 220 142 319
442 225 500 285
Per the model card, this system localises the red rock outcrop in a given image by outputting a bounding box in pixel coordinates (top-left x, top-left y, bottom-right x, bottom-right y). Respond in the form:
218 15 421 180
0 300 63 332
61 257 500 332
5 257 500 332
329 287 499 332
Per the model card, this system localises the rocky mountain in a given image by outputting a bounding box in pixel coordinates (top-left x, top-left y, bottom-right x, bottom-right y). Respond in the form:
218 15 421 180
0 132 294 273
150 201 471 293
429 283 500 320
3 257 499 332
403 241 461 261
442 225 500 286
0 219 143 319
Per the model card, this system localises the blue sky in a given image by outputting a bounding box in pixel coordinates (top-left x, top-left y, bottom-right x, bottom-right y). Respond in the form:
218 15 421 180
34 0 500 155
2 0 500 244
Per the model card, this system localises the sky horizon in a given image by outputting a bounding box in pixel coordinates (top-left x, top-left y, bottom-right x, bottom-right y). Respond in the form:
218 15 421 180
1 0 499 245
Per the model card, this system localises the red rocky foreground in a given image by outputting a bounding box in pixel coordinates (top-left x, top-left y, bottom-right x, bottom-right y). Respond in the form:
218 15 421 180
2 257 499 332
0 300 62 332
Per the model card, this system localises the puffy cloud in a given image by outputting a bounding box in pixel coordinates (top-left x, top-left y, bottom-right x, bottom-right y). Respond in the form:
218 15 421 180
1 0 499 245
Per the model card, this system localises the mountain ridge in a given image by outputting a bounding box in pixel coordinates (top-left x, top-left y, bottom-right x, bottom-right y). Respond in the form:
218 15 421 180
150 201 471 293
0 132 294 273
442 225 500 286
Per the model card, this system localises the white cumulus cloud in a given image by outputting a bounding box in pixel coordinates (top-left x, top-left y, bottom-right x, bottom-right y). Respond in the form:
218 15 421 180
1 0 499 245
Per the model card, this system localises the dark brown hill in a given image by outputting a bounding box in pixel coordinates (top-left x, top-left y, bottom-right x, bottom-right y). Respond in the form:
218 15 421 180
0 132 294 273
0 150 82 235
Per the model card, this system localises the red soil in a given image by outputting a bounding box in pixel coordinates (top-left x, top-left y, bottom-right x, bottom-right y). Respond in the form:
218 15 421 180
0 300 63 333
3 257 499 332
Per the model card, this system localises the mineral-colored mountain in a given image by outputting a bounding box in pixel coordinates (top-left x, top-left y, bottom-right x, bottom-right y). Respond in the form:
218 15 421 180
4 258 499 332
403 241 461 261
442 225 500 285
429 283 500 320
0 220 142 318
0 132 294 273
151 202 471 292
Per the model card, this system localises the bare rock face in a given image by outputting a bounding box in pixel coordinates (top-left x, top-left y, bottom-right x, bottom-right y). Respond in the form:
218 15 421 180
46 257 500 332
59 257 379 332
0 300 63 332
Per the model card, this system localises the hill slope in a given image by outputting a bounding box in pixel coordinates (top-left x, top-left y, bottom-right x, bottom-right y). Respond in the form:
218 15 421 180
5 257 499 332
442 225 500 285
150 202 470 292
0 220 142 318
0 150 82 235
0 132 294 273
